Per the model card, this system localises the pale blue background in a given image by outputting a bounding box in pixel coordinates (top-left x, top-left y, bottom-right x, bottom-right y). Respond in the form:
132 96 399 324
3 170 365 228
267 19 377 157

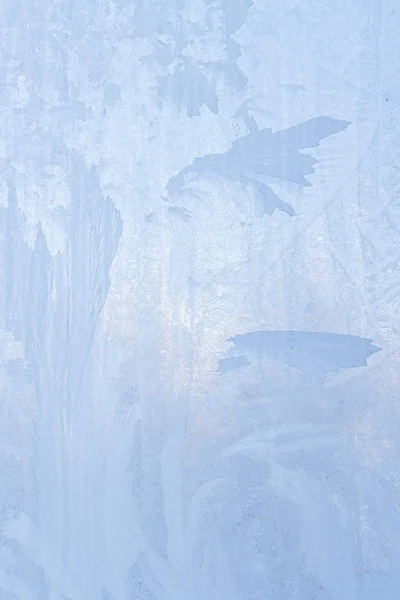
0 1 399 598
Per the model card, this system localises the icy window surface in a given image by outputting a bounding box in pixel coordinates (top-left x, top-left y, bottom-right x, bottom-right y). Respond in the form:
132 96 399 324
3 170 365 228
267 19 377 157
0 1 399 599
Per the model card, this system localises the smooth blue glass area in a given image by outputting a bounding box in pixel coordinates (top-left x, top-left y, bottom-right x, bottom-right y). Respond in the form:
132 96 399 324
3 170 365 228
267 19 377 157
0 1 398 599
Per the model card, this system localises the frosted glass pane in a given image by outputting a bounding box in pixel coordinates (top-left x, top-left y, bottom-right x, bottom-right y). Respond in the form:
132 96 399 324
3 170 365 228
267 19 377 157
0 1 399 599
